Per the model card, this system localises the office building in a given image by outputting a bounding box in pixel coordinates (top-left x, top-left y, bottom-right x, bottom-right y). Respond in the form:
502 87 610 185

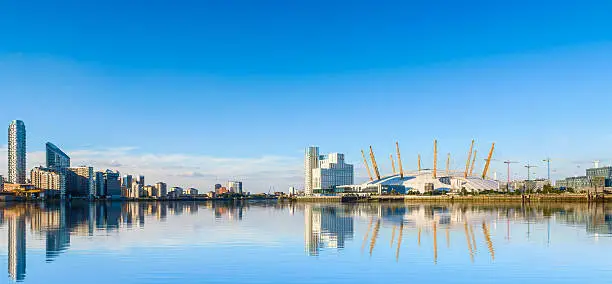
31 167 63 196
227 181 243 194
0 174 4 192
8 120 26 184
138 175 145 187
67 167 94 197
187 188 198 195
305 149 354 194
122 175 133 191
304 146 320 195
104 170 121 197
155 182 167 197
94 171 105 197
46 142 70 171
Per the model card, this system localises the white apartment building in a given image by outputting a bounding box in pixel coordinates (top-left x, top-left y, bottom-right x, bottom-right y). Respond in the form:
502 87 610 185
304 147 354 195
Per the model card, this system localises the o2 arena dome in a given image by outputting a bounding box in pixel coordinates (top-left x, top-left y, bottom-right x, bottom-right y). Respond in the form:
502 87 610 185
338 140 500 194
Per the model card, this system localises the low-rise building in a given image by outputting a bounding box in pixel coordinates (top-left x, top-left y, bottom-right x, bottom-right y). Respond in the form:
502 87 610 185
144 185 157 197
67 166 94 197
30 167 63 196
172 187 184 196
186 188 198 195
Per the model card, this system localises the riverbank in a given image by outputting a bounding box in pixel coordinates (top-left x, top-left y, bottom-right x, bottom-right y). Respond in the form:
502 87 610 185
295 193 611 203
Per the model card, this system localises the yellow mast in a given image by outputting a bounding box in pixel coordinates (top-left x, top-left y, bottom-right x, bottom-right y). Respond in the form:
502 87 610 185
369 219 381 256
464 140 474 178
395 223 404 262
433 221 438 264
361 149 373 181
482 143 495 179
390 155 396 175
469 150 477 176
396 142 404 179
369 146 381 180
390 225 397 248
418 154 422 172
482 222 495 261
433 140 438 178
446 153 451 176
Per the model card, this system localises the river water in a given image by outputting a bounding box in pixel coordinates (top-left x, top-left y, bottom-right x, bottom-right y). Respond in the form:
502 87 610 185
0 201 610 283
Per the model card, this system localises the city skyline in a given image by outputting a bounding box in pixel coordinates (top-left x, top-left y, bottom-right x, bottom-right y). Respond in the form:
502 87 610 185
2 2 612 191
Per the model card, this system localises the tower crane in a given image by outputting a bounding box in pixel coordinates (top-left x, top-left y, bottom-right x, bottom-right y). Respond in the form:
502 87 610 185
503 161 519 192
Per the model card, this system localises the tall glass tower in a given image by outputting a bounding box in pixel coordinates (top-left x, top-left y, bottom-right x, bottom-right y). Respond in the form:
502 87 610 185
8 120 26 184
46 142 70 171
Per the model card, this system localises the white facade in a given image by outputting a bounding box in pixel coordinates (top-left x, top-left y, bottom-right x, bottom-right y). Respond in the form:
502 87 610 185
311 153 354 192
227 181 243 194
8 120 26 184
304 147 320 195
155 182 167 197
130 182 142 198
31 167 63 193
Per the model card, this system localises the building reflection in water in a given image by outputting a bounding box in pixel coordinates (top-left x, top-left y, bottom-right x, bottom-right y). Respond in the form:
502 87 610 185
1 201 612 281
302 202 612 262
304 204 354 256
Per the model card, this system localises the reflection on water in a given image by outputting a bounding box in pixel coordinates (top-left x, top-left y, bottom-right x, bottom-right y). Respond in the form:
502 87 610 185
1 201 612 283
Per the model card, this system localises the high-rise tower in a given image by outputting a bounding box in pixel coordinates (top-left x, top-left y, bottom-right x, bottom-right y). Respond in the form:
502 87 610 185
8 120 26 184
304 146 320 195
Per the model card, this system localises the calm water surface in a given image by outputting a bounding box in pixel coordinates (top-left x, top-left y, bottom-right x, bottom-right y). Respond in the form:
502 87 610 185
1 201 611 283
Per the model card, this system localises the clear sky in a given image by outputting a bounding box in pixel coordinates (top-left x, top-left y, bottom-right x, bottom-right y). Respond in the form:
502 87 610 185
1 1 612 191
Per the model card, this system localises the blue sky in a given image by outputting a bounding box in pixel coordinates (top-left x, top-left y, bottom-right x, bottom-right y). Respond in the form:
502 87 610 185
1 1 612 191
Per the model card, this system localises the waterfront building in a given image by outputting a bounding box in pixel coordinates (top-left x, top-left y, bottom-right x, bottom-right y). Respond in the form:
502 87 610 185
46 142 70 171
131 182 142 198
227 181 243 194
207 191 216 198
0 174 4 191
143 185 156 197
30 167 63 196
45 142 70 197
104 170 121 198
216 186 228 195
172 187 184 196
310 152 354 193
187 188 198 195
289 186 296 196
94 172 105 197
122 175 133 194
138 175 145 187
67 167 94 197
304 146 320 195
8 120 26 184
556 166 612 191
155 182 167 197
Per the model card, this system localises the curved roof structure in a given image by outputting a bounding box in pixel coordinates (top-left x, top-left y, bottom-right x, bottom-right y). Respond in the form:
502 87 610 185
360 170 499 193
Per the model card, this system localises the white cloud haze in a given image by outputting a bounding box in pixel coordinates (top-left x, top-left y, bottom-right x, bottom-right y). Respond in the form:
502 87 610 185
0 145 303 193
